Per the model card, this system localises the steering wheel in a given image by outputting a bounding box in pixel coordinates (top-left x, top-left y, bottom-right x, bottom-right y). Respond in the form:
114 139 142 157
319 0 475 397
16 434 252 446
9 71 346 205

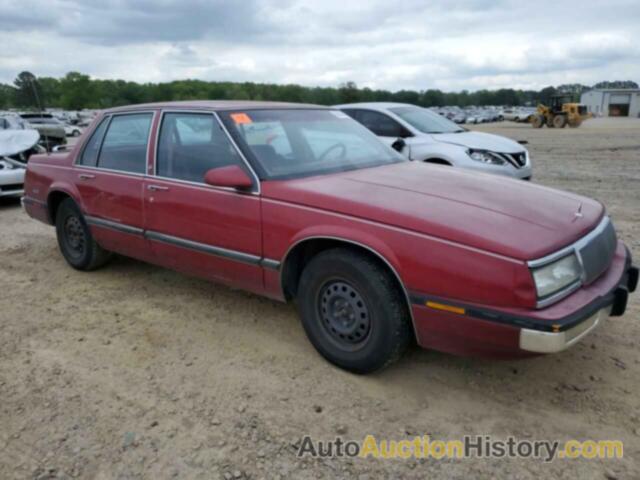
318 142 346 161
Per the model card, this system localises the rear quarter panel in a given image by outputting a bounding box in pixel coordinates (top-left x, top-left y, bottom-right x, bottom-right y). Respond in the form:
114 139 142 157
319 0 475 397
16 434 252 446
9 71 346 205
24 114 103 222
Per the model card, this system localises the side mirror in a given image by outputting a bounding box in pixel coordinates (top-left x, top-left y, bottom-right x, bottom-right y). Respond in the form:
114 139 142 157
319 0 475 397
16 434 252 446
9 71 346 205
52 145 68 153
391 138 406 153
204 165 253 190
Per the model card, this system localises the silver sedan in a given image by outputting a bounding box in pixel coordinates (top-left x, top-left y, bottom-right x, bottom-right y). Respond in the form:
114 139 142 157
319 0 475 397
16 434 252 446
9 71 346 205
335 102 532 180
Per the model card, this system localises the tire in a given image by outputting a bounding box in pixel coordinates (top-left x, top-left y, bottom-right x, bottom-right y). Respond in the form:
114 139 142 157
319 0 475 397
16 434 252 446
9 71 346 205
531 115 545 128
55 198 111 271
297 248 412 374
553 115 567 128
72 130 80 137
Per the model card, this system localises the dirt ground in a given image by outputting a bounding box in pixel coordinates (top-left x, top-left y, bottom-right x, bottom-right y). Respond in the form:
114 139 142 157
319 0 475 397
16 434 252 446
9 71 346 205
1 117 639 479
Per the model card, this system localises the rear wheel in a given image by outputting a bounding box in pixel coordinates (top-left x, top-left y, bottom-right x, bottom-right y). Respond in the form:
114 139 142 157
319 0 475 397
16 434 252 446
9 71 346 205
531 115 545 128
553 115 567 128
297 248 412 373
55 198 111 271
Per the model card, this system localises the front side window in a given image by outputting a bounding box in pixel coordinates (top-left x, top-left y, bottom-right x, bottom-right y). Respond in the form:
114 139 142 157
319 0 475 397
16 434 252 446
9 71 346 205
79 117 109 167
98 113 152 173
156 113 245 183
389 107 465 134
221 109 404 180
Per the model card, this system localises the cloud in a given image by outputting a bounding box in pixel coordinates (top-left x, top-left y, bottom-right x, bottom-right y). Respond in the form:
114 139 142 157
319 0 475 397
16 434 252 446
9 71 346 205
0 0 638 91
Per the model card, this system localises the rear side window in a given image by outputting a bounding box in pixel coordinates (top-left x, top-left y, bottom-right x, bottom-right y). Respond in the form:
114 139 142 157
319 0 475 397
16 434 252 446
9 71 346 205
79 118 109 167
156 113 245 183
97 113 152 174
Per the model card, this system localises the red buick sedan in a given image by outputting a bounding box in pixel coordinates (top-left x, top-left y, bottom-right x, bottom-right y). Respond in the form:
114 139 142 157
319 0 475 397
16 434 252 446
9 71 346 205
23 101 637 373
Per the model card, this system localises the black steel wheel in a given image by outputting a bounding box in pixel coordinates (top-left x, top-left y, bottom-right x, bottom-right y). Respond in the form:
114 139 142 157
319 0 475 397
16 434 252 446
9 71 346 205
318 279 372 350
297 248 412 373
62 214 87 260
55 198 111 271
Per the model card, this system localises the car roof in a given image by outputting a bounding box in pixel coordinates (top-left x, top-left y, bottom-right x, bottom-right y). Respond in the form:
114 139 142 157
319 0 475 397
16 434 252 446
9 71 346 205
333 102 418 110
105 100 329 114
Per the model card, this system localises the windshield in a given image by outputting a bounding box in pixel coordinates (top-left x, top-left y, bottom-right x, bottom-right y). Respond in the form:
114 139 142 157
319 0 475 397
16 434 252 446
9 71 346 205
389 107 464 134
221 109 405 180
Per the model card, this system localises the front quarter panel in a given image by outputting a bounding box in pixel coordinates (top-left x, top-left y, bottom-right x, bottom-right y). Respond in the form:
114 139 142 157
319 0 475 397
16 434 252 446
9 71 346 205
261 192 537 310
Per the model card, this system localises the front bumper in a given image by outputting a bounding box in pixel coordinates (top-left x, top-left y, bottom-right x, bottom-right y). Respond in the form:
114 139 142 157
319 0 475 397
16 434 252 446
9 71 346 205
520 305 608 353
452 156 532 180
410 242 637 358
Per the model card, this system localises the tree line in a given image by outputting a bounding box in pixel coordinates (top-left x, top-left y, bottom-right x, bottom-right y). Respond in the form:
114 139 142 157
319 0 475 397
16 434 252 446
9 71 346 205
1 71 637 111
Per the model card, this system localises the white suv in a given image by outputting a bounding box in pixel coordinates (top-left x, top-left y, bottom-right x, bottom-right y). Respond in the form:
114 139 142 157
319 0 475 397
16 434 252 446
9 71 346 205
336 102 532 180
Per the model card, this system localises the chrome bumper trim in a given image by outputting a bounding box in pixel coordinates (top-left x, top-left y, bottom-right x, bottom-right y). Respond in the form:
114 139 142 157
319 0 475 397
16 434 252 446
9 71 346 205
519 307 609 353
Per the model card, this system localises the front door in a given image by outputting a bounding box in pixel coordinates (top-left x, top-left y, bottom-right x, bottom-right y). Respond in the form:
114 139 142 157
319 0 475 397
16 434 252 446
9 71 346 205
143 111 263 294
74 112 155 260
342 108 412 157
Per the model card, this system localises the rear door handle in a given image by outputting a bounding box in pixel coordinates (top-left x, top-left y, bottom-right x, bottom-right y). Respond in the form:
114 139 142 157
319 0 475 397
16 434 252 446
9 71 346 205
147 184 169 191
78 173 95 180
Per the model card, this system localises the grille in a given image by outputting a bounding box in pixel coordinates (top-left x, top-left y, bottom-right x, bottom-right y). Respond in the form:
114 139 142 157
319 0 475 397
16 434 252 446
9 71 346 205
578 219 617 285
496 152 527 168
0 183 23 191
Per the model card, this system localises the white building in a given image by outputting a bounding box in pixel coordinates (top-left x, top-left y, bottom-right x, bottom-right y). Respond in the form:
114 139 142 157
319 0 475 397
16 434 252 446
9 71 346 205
580 89 640 117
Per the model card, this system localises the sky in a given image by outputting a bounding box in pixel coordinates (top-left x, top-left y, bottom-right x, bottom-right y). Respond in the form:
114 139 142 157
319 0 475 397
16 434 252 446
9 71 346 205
1 0 639 92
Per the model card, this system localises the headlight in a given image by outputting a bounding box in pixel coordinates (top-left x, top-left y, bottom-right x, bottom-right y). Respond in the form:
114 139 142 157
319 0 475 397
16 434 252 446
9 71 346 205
531 254 582 299
467 149 505 165
0 160 14 170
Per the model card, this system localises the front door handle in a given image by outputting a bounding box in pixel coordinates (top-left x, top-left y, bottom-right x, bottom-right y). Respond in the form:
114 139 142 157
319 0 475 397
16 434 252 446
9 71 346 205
147 184 169 192
78 173 95 180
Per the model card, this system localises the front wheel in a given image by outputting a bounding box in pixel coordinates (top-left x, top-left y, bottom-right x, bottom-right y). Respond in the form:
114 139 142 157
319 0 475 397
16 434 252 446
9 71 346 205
531 115 545 128
297 248 412 373
55 198 111 271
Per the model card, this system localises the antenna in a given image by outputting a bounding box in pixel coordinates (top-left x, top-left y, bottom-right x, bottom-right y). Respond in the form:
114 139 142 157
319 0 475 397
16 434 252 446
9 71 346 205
28 75 49 155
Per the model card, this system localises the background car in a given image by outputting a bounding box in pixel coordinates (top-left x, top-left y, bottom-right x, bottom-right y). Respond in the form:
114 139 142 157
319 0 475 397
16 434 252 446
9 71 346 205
502 107 535 123
19 112 67 150
63 124 82 137
0 113 43 163
0 128 40 198
0 157 25 198
336 102 532 180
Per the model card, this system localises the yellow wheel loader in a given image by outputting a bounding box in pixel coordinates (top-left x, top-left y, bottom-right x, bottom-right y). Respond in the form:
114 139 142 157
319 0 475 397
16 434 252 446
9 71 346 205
530 95 592 128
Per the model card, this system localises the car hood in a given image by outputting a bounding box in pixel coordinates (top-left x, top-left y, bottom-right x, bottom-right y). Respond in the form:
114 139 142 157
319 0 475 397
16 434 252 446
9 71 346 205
433 131 524 153
262 162 603 260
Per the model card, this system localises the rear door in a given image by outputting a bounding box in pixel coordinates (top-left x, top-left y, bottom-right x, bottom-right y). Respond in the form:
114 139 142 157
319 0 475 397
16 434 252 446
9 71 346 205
74 111 155 260
143 111 264 294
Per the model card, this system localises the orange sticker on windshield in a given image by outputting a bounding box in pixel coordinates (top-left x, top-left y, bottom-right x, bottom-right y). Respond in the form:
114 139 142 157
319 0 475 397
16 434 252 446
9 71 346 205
231 113 252 124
